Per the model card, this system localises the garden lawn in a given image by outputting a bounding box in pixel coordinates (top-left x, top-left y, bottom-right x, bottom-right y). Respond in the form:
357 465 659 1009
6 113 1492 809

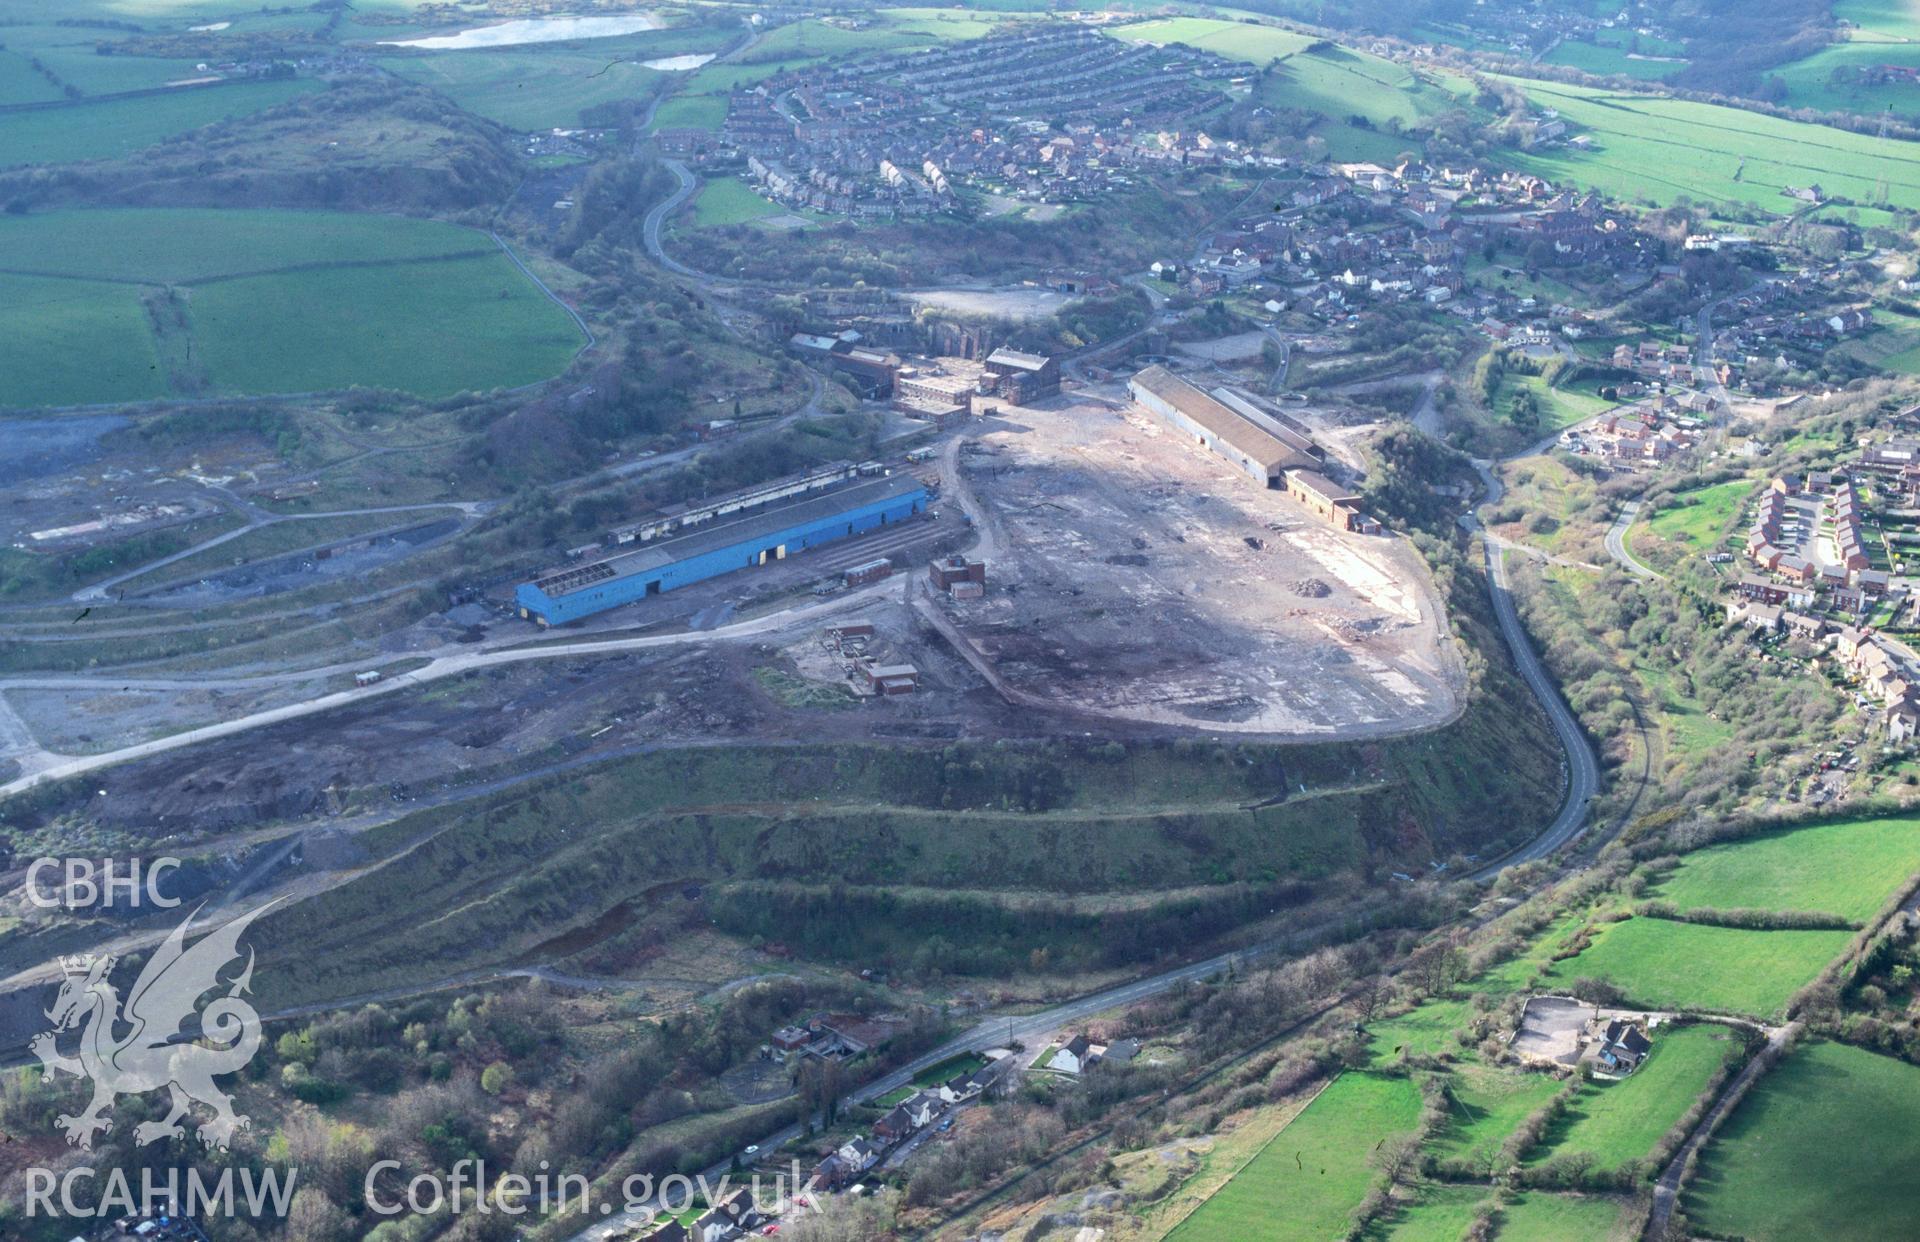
1529 1023 1742 1172
1166 1073 1422 1242
1688 1041 1920 1242
1652 815 1920 922
1540 917 1850 1019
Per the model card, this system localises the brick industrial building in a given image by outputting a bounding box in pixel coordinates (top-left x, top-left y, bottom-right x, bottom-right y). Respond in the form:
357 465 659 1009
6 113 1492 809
983 348 1061 405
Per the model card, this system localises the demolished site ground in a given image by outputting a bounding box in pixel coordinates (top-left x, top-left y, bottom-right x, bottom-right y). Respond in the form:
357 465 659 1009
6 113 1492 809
926 393 1464 733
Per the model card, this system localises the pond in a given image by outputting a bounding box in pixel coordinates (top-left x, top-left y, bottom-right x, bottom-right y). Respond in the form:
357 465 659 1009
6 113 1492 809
640 53 716 70
382 13 661 50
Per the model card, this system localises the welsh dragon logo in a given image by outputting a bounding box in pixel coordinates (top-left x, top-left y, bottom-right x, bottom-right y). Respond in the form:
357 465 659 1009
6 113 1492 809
30 903 270 1151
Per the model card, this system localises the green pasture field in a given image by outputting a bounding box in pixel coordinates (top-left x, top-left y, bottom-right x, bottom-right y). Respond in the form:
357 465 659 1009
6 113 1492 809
651 8 1011 132
0 209 581 403
1112 20 1472 159
1370 1185 1488 1239
190 253 583 396
1839 0 1920 39
1769 0 1920 114
1367 995 1473 1061
1539 916 1850 1019
1543 37 1687 81
1166 1073 1423 1242
0 78 319 167
1493 1191 1642 1240
0 207 491 282
1430 1064 1563 1163
688 175 783 228
1529 1023 1741 1172
382 22 738 130
0 273 167 408
1650 814 1920 921
1495 372 1614 433
652 91 729 129
1495 76 1920 212
0 47 64 106
1688 1041 1920 1241
385 47 667 131
1633 477 1753 565
1112 16 1317 60
0 25 203 95
1832 319 1920 375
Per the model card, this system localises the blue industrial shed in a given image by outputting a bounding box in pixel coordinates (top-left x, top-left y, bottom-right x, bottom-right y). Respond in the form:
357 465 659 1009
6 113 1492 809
516 474 929 625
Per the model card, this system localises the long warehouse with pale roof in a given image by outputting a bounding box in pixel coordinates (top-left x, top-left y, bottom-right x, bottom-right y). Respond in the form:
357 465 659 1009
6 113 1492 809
1126 364 1318 487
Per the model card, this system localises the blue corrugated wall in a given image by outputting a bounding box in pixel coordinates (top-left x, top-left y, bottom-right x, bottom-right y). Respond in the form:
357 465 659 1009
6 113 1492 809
516 485 927 624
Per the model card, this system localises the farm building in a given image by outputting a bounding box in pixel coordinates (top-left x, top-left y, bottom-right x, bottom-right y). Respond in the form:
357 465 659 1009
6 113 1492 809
1127 365 1317 487
515 475 929 626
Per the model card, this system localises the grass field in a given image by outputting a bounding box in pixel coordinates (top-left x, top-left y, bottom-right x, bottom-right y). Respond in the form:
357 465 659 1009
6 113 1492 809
1113 18 1467 159
386 47 668 131
1769 0 1920 114
1651 814 1920 921
0 78 320 167
1530 1023 1741 1172
382 21 739 130
1635 660 1737 759
1368 995 1474 1061
0 274 169 407
1493 1191 1642 1240
688 176 783 228
1430 1065 1563 1163
0 209 581 404
1632 477 1753 568
651 7 1010 132
0 207 491 282
1496 75 1920 212
1540 917 1850 1019
1112 16 1317 61
1688 1041 1920 1241
191 253 582 396
1369 1183 1489 1240
1167 1073 1423 1242
1543 38 1687 81
0 24 205 95
1495 372 1615 433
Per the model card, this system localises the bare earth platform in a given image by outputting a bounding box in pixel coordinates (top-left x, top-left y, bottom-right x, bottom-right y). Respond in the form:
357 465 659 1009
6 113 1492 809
932 397 1464 735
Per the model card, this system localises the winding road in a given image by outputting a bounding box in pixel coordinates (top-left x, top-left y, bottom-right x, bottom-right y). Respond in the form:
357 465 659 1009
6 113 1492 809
1604 500 1666 581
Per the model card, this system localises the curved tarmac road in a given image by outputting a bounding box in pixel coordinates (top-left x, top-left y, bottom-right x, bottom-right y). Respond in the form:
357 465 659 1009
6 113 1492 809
1604 499 1666 581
